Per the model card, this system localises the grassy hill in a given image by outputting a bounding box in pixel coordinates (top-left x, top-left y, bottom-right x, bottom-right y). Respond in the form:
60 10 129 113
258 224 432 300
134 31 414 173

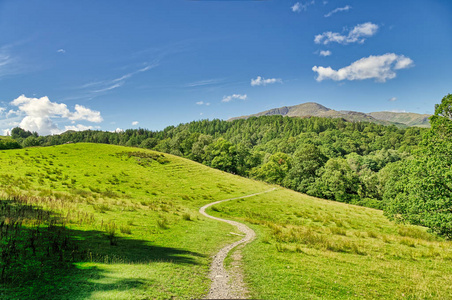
230 102 431 128
210 190 452 299
369 111 431 127
0 143 268 299
0 143 451 299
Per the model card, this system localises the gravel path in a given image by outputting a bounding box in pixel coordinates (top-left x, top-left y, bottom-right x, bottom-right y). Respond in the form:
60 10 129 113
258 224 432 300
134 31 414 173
199 189 276 299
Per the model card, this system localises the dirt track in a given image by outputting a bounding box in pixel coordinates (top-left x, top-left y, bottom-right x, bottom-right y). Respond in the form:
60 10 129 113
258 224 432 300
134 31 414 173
199 189 276 299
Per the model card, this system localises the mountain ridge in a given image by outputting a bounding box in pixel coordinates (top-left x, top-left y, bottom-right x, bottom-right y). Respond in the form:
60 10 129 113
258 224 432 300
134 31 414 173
229 102 431 127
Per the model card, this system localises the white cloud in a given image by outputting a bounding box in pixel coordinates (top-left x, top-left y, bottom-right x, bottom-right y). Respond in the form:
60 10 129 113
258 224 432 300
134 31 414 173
69 104 102 122
6 109 19 118
91 82 123 93
251 76 282 86
196 101 211 106
314 22 379 45
0 48 18 78
8 95 103 135
291 1 314 12
292 2 302 12
114 128 124 133
312 53 414 82
80 62 158 95
222 94 247 103
319 50 332 57
64 124 93 132
132 121 139 126
57 49 66 54
389 109 407 113
185 78 223 87
0 107 5 115
324 5 351 17
389 97 397 102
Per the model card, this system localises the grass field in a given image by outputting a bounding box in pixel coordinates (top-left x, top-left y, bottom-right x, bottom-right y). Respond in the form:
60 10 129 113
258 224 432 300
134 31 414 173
0 143 451 299
209 189 452 299
0 143 269 299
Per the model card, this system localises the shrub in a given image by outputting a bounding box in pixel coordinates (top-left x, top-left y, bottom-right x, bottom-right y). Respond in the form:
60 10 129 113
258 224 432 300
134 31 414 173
120 225 132 235
105 222 117 245
157 217 169 229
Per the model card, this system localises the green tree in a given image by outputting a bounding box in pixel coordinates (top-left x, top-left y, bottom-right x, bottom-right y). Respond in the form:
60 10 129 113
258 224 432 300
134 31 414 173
11 127 36 139
22 136 41 147
384 94 452 237
0 139 22 150
283 144 326 192
252 152 292 185
310 157 359 203
205 138 244 174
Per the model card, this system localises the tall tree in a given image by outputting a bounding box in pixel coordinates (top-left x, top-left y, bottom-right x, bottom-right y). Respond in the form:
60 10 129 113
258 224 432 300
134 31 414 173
384 94 452 237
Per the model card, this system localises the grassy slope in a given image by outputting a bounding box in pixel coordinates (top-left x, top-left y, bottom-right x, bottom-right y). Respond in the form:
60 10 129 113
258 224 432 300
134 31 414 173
209 189 452 299
0 143 269 299
1 143 451 299
369 112 431 127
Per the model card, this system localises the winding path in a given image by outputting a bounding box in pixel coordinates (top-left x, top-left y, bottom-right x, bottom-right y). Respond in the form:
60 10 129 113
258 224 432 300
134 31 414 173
199 188 276 299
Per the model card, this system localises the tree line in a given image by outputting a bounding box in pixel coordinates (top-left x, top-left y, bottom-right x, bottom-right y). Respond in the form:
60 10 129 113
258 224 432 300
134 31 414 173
6 94 452 237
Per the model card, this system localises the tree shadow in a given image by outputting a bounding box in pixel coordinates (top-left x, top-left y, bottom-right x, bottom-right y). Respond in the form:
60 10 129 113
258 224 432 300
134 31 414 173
0 198 205 299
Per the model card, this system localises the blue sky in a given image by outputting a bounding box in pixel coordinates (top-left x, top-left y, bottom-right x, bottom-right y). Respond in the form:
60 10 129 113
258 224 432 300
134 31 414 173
0 0 451 135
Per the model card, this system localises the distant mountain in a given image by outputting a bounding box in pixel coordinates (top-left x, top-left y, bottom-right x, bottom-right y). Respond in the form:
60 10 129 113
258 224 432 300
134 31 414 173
229 102 431 128
368 111 431 128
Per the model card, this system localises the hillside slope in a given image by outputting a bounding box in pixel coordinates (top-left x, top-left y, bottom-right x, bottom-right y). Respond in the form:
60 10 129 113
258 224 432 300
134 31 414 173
230 102 430 127
369 111 431 127
0 143 450 299
0 143 269 299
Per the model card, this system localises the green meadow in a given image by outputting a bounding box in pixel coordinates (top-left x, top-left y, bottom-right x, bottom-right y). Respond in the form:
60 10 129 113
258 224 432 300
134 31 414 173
0 143 267 299
209 189 452 299
0 143 451 299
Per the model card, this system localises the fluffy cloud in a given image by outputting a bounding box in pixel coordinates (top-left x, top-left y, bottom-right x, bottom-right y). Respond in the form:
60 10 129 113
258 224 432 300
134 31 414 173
196 101 210 106
70 105 102 122
291 2 302 12
222 94 247 103
312 53 414 82
251 76 282 86
388 97 397 102
291 1 314 12
319 50 332 57
0 107 5 115
314 22 378 45
324 5 351 17
9 95 103 135
132 121 139 126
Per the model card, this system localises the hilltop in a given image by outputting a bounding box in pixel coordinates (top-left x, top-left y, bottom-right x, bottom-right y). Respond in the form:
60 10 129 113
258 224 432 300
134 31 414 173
229 102 430 127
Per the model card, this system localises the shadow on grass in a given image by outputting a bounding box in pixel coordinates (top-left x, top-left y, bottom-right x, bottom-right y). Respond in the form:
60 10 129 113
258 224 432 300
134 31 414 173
0 199 205 299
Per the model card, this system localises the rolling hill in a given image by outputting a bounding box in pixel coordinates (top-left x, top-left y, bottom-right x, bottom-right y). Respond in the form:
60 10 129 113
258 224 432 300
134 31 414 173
0 143 450 299
369 111 431 127
229 102 431 127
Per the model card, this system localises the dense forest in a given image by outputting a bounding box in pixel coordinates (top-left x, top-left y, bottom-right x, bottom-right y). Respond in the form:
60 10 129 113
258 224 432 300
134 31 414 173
4 94 452 237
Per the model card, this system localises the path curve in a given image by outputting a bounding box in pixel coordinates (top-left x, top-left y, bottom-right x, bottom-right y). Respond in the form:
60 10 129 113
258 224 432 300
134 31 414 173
199 188 276 299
